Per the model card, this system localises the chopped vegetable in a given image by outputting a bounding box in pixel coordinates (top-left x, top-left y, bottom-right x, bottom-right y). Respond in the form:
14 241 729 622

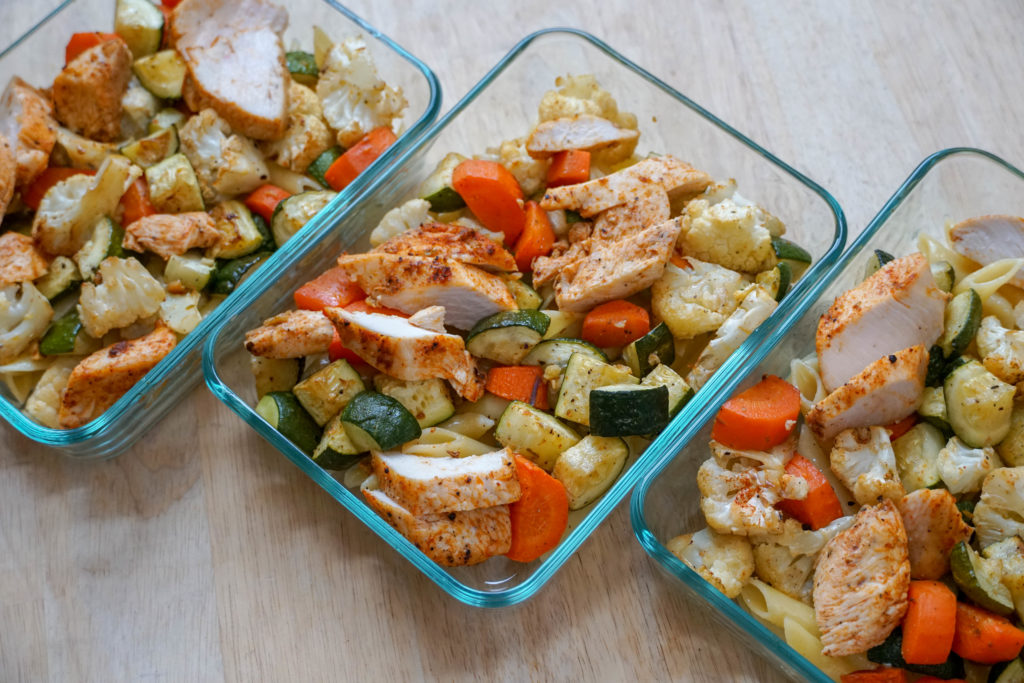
245 184 292 224
902 580 957 665
22 167 94 212
451 159 527 244
485 365 549 410
775 454 844 530
710 375 800 451
580 299 650 348
64 32 121 64
119 177 156 227
545 149 590 187
293 267 363 311
951 602 1024 664
323 126 397 191
505 455 570 563
840 670 908 683
513 201 556 272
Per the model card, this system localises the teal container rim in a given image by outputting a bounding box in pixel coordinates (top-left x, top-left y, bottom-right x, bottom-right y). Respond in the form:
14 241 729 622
203 27 846 607
629 147 1024 680
0 0 442 451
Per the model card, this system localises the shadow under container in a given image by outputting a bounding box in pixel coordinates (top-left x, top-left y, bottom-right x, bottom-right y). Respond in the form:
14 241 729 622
0 0 441 458
632 148 1024 681
204 28 846 607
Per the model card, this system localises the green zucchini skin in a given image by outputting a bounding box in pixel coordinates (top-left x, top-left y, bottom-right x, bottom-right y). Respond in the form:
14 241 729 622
307 147 342 188
771 237 812 263
466 309 550 364
285 51 319 86
944 359 1014 448
39 309 83 356
862 248 895 279
589 384 669 436
522 338 607 367
256 391 322 455
950 541 1016 616
867 629 965 679
939 288 981 359
209 252 270 295
622 322 675 376
340 391 422 452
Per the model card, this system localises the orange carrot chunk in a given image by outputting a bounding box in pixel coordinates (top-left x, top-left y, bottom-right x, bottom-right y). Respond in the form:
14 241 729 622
293 267 364 311
952 602 1024 664
506 455 569 563
545 149 590 187
710 375 801 451
901 580 957 665
885 413 918 441
323 127 397 191
22 167 95 211
840 669 908 683
513 201 556 272
775 454 844 530
914 677 966 683
451 159 527 244
580 299 651 348
485 366 549 410
669 252 691 270
119 177 157 227
65 32 121 64
244 184 292 224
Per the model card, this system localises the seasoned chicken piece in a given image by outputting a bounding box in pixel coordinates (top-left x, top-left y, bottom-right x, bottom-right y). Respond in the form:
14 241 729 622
372 448 520 516
123 212 219 260
406 305 446 333
816 253 947 392
0 232 47 285
806 344 928 441
949 215 1024 288
334 253 515 330
52 38 133 142
374 222 517 272
539 155 712 217
362 486 511 566
897 488 973 579
244 309 334 359
323 307 484 401
525 114 640 159
58 324 177 428
590 183 669 241
0 134 13 221
0 77 57 188
171 0 289 140
813 500 910 656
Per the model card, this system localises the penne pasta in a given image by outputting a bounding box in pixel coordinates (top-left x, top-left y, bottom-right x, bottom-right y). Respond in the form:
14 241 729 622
919 230 977 280
267 162 327 195
402 427 496 458
983 291 1017 328
787 355 827 415
954 258 1024 300
436 412 495 440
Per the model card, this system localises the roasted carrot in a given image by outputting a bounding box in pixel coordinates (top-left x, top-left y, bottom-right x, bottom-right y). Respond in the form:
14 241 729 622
293 267 364 311
324 127 397 191
451 159 527 244
775 454 844 530
485 366 549 410
506 455 569 563
901 580 957 665
245 184 292 224
839 669 907 683
119 177 156 227
580 299 651 348
22 167 94 211
914 678 966 683
546 149 590 187
669 252 691 269
952 602 1024 664
886 414 918 441
65 32 121 64
161 0 184 7
345 299 408 317
710 375 801 450
513 201 556 272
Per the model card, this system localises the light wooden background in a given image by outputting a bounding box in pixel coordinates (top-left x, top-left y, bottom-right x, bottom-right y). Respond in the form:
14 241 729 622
3 1 1023 681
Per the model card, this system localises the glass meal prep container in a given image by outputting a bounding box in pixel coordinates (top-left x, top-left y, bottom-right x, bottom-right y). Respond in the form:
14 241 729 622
203 28 846 607
631 147 1024 681
0 0 441 458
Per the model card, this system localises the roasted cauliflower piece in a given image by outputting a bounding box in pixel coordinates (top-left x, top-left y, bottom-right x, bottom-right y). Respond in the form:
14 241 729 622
0 282 52 364
829 426 905 505
77 257 165 338
677 197 778 274
973 466 1024 548
667 527 755 599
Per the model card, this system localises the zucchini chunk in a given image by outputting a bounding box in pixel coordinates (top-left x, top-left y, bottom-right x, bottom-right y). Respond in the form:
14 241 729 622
208 252 270 295
341 391 422 452
950 540 1015 616
993 658 1024 683
540 310 583 339
501 275 542 309
466 309 550 365
75 217 123 279
940 288 981 359
292 359 366 426
271 190 337 246
891 421 945 491
916 385 951 435
641 364 693 417
554 352 637 426
494 400 580 471
149 108 186 134
145 153 204 213
39 309 83 356
995 402 1024 467
115 0 164 59
552 435 629 510
944 359 1014 447
35 256 81 300
589 384 669 436
862 248 895 280
771 236 812 263
867 629 965 679
285 51 319 87
307 147 341 188
119 126 178 169
132 49 188 99
522 338 607 368
755 261 792 302
207 200 265 259
373 376 455 428
250 356 301 398
418 152 467 212
622 322 675 377
165 251 216 291
256 391 322 455
930 260 955 293
313 414 365 470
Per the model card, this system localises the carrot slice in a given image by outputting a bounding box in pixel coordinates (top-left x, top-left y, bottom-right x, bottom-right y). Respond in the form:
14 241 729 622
323 127 397 191
546 149 590 187
485 366 549 410
952 601 1024 664
914 678 966 683
775 454 844 530
345 299 408 318
506 455 569 563
669 252 691 269
840 670 907 683
513 201 556 272
65 32 121 64
901 580 957 665
294 267 364 311
885 414 918 441
710 375 801 450
245 184 292 224
580 299 651 348
451 159 527 244
119 177 156 227
22 167 94 211
161 0 184 7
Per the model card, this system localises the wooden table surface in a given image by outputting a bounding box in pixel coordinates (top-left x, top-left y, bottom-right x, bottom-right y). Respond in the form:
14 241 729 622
2 1 1023 681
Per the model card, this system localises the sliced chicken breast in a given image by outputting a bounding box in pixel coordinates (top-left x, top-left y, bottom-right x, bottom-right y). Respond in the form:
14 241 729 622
244 309 334 359
806 344 928 441
0 232 48 285
123 212 219 259
334 252 516 330
813 499 910 656
948 214 1024 288
816 253 947 392
52 38 133 142
525 114 640 158
373 222 516 272
897 488 973 580
372 448 520 516
323 307 484 401
0 76 57 188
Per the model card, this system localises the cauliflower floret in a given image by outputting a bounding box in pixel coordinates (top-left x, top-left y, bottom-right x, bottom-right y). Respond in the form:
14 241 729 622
495 137 548 196
697 455 797 536
686 285 777 391
666 527 755 599
982 535 1024 620
368 198 431 247
77 257 165 338
317 35 407 148
52 126 116 170
710 437 795 474
178 108 269 205
24 358 77 429
750 516 855 602
973 466 1024 548
650 258 748 340
0 282 52 363
159 290 202 336
937 436 1002 495
677 197 778 274
976 315 1024 385
258 82 332 173
120 77 160 140
829 426 905 505
537 74 637 168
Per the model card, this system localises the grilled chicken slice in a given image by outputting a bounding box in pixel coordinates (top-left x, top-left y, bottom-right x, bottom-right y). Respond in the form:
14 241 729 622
816 253 947 392
171 0 289 140
525 114 640 159
244 309 334 359
539 155 712 217
324 307 484 400
406 305 446 333
52 38 133 142
813 499 910 656
123 212 219 260
334 252 515 330
0 232 47 285
0 77 57 188
362 486 511 566
807 344 928 441
373 222 516 272
897 488 973 580
590 183 670 241
948 214 1024 288
58 324 177 429
0 134 13 222
372 448 520 516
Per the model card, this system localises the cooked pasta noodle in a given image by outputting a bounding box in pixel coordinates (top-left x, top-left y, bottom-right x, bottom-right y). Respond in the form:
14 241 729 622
437 412 495 440
267 162 325 195
954 258 1024 300
788 355 827 415
1 371 42 404
983 291 1017 328
919 230 976 279
402 427 495 457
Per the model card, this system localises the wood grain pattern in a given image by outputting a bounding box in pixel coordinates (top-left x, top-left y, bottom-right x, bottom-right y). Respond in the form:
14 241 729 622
1 1 1022 681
